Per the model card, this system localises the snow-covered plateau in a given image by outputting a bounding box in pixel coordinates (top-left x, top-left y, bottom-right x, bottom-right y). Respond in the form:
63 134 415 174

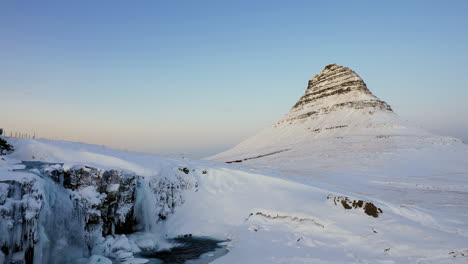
1 64 468 264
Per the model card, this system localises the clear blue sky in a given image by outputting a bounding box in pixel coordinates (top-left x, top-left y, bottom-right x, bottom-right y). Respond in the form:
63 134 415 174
1 0 467 157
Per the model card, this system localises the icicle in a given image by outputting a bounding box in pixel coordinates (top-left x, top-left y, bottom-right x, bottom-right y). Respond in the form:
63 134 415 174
134 177 158 233
132 176 173 251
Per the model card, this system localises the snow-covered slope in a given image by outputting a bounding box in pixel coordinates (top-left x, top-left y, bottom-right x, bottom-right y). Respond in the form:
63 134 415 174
202 64 468 263
1 135 468 264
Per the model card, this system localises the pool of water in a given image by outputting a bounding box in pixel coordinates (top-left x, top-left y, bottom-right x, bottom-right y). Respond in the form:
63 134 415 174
136 236 229 264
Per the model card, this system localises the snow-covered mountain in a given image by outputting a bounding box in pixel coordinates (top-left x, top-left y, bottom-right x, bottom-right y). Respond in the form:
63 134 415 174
208 63 439 164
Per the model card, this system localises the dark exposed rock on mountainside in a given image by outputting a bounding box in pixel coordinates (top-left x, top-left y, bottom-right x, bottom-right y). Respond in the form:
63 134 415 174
327 194 383 218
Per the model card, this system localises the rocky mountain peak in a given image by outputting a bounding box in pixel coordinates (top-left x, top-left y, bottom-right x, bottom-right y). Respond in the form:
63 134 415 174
285 64 392 123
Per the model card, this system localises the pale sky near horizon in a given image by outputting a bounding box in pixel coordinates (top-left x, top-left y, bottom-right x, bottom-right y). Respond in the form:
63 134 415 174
1 0 467 157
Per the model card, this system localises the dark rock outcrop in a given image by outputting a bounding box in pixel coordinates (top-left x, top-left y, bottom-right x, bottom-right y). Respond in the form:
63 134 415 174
0 138 14 155
327 194 383 218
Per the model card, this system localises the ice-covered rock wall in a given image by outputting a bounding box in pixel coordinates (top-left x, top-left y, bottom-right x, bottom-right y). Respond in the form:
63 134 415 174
0 178 42 264
0 161 197 264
